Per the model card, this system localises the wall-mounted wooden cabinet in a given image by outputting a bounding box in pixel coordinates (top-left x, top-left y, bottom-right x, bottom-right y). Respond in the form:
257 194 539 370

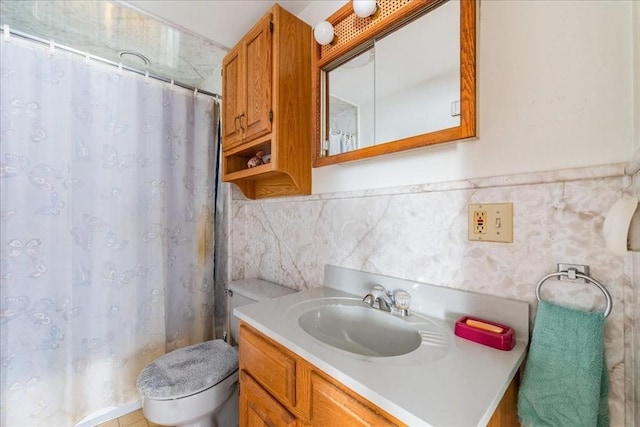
221 4 312 199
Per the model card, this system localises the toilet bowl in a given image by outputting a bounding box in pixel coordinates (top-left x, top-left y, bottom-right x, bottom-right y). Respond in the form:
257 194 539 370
142 371 238 427
142 370 238 427
136 279 295 427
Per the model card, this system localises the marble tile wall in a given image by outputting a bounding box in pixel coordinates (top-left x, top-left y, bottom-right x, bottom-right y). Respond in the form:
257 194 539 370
0 0 225 94
629 169 640 425
228 162 637 426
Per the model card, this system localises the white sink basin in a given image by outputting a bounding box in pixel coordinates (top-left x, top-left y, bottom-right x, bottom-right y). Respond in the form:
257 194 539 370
299 304 421 357
294 298 450 362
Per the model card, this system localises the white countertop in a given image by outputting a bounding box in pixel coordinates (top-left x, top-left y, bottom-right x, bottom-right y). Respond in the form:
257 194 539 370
235 284 529 427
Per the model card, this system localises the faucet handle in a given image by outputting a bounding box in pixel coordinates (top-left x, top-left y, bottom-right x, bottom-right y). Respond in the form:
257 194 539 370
370 284 386 299
394 290 411 315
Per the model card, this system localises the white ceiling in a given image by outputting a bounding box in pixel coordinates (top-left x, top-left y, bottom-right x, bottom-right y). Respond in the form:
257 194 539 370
124 0 316 49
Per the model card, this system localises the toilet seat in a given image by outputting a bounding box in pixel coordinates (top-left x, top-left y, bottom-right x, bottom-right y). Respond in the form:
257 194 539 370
137 339 238 400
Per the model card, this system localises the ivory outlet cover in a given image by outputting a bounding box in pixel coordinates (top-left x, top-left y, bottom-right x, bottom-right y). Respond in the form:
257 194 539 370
468 203 513 243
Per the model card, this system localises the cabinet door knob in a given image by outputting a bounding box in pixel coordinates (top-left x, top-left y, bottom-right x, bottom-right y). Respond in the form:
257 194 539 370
234 115 241 132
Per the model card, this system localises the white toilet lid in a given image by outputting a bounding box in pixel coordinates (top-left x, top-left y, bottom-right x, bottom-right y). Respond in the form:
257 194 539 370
137 339 238 400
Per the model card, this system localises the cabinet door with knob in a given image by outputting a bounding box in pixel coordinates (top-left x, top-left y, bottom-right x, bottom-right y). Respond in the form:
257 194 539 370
222 44 243 149
242 13 272 142
221 13 272 151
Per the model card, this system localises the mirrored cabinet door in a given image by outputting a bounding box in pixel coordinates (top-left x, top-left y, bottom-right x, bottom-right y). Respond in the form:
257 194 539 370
313 0 476 167
327 48 375 155
373 1 460 145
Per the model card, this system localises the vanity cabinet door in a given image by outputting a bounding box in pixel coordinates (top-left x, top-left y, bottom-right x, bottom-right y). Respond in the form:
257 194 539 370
309 372 400 426
239 324 297 408
240 371 299 427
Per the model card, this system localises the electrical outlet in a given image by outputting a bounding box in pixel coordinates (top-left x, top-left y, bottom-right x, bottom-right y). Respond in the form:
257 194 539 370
468 203 513 243
473 210 487 234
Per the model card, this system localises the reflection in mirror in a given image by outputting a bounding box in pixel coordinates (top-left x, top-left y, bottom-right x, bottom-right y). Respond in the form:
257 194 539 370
374 0 459 144
325 1 460 156
327 48 375 154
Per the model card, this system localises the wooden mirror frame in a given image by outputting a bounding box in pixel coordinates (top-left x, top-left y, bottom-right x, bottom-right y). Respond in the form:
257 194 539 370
312 0 476 167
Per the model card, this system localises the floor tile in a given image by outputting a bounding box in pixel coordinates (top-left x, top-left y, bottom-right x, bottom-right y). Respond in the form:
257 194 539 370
117 409 145 426
126 420 149 427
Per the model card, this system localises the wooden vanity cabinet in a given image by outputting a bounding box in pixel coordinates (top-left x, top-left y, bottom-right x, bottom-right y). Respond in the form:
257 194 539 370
239 322 406 426
221 4 312 199
239 322 520 427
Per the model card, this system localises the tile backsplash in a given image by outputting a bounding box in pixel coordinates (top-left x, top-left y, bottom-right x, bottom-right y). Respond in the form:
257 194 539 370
227 162 638 426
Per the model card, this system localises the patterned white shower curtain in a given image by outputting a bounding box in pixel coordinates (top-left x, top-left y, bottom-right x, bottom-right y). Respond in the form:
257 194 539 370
0 37 218 426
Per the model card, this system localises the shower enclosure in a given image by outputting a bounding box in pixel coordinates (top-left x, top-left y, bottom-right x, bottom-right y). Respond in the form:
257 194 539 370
0 2 228 425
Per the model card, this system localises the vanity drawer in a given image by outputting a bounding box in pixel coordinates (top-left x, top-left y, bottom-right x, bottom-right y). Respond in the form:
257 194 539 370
239 323 297 408
310 371 401 426
239 370 299 427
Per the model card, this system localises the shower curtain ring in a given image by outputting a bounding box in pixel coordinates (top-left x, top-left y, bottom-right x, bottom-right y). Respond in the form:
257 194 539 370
144 70 150 83
49 39 55 55
3 25 10 42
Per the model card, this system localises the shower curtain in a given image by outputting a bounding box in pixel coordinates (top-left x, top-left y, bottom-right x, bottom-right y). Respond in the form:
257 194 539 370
0 37 219 426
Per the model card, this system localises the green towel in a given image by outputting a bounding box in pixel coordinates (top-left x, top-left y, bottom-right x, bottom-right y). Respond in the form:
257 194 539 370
518 300 609 427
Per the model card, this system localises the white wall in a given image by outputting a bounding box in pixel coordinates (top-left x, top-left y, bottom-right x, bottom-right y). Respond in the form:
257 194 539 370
299 0 636 194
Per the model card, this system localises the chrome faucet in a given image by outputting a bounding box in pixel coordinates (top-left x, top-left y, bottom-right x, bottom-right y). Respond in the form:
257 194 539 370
362 285 411 316
362 284 385 309
376 291 393 312
363 293 376 307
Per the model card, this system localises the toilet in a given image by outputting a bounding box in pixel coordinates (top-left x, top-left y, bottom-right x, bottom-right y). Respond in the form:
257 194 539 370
136 279 295 427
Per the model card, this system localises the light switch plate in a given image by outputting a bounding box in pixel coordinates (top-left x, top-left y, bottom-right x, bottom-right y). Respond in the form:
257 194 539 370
468 203 513 243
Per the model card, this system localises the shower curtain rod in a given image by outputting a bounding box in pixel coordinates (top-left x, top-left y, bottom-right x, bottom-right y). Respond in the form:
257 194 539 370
0 25 221 101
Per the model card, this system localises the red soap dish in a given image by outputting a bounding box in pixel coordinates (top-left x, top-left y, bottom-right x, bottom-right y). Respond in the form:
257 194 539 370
454 316 516 351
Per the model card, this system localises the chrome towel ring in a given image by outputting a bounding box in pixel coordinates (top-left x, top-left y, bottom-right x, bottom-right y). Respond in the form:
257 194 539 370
535 268 613 318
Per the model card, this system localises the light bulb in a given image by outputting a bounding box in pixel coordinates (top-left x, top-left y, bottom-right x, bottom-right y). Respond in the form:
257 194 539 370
353 0 377 18
314 21 335 46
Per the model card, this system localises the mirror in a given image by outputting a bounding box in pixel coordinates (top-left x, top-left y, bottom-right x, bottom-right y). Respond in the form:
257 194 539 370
313 0 476 167
327 48 375 154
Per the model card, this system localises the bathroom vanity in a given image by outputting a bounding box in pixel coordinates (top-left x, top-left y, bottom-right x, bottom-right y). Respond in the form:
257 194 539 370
239 322 406 425
234 266 529 426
